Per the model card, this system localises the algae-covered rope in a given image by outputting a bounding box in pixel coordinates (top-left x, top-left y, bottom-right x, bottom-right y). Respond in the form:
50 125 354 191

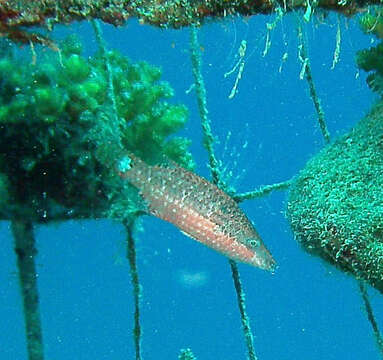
359 281 383 357
233 179 292 203
297 23 330 144
91 21 143 360
189 26 222 189
190 26 258 360
125 218 143 360
12 220 44 360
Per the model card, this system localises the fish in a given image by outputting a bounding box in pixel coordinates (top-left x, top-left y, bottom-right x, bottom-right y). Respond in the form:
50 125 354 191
117 154 276 271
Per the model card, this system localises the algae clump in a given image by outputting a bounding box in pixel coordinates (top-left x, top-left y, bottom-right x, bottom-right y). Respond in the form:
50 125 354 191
357 8 383 96
287 12 383 293
0 36 194 222
287 104 383 293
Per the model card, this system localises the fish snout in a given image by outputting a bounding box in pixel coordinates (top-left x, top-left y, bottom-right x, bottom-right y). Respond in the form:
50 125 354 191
250 242 276 271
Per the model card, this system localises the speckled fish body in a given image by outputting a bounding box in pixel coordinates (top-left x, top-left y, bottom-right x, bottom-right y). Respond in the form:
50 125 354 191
118 154 276 271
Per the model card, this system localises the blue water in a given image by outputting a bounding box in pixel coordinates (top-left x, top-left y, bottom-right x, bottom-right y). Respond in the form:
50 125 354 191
0 12 381 360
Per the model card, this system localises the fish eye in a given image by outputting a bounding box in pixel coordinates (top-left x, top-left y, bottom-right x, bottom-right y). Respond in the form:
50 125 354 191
247 238 260 248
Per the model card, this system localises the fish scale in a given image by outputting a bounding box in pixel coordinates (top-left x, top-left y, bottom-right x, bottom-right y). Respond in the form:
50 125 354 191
118 154 276 270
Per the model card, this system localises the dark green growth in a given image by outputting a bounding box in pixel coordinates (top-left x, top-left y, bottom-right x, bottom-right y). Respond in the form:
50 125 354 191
0 35 194 222
357 8 383 95
287 103 383 293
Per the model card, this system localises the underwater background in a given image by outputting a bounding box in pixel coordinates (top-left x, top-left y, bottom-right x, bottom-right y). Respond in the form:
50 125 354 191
0 13 381 360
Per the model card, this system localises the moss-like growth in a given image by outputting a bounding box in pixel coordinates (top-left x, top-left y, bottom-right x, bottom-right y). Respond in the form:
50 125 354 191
357 8 383 95
0 36 194 222
359 8 383 39
296 10 383 291
178 348 197 360
287 103 383 293
356 43 383 95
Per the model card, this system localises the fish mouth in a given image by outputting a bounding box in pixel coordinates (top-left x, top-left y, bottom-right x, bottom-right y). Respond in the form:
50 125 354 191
243 237 276 271
251 245 277 272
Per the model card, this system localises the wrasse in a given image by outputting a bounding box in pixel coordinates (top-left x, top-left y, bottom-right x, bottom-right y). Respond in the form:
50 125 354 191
117 154 276 271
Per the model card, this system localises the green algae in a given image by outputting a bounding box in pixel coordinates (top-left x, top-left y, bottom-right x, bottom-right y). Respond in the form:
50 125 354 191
286 12 383 293
357 8 383 96
0 36 194 222
178 348 197 360
287 103 383 293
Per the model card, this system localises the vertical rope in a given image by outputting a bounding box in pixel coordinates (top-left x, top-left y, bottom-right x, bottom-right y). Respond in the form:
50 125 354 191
124 218 143 360
189 26 258 360
359 281 383 356
230 260 258 360
297 24 330 144
11 220 44 360
92 20 143 359
189 27 223 189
